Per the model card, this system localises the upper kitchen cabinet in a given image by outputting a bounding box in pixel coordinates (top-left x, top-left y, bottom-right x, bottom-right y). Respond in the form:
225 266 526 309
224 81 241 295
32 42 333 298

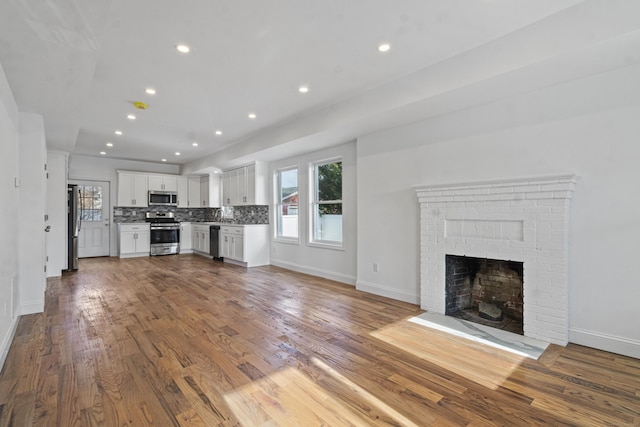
200 173 221 208
117 171 148 207
148 174 178 192
177 176 201 208
222 162 267 206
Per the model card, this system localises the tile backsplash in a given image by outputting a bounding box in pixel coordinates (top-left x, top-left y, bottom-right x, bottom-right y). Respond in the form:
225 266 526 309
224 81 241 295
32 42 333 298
232 205 269 224
113 205 269 224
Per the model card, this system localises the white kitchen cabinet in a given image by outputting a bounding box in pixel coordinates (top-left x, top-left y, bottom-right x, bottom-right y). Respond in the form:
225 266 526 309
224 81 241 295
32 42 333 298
221 162 267 206
178 176 201 208
180 222 192 253
188 177 201 207
118 223 150 257
148 174 178 192
117 172 148 207
220 224 269 267
192 224 210 255
222 171 231 206
200 176 209 207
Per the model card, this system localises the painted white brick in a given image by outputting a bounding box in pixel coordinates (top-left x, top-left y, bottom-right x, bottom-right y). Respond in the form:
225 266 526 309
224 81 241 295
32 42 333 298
555 191 573 199
417 175 575 345
536 200 565 208
525 191 556 199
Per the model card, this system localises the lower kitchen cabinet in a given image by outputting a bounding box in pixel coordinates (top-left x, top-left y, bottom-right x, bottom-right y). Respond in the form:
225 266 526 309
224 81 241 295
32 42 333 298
192 224 210 255
118 223 150 258
179 222 192 253
220 224 269 267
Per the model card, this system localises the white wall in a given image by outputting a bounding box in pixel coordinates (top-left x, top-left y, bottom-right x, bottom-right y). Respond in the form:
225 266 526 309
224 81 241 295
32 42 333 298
46 152 68 276
18 113 46 313
69 154 179 256
270 142 357 285
357 53 640 357
0 62 21 367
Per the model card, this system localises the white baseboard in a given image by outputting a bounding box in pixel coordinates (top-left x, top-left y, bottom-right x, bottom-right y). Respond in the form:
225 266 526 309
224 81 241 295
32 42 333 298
356 280 419 304
0 316 20 371
270 259 356 285
570 328 640 359
20 300 44 316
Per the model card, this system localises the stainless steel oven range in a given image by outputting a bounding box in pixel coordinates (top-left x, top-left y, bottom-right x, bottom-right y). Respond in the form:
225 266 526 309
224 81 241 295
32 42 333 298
145 212 180 255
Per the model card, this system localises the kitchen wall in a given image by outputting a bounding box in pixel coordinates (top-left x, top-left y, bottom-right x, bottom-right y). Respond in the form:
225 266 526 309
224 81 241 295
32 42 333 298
114 207 210 223
0 61 20 367
112 205 269 224
356 39 640 357
269 141 356 285
69 154 180 256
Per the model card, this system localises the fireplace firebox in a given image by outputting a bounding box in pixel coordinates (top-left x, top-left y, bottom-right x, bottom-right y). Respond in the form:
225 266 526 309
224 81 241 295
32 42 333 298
445 255 523 335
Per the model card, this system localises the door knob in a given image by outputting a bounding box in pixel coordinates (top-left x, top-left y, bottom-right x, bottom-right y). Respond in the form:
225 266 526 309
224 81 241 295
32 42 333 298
44 225 51 232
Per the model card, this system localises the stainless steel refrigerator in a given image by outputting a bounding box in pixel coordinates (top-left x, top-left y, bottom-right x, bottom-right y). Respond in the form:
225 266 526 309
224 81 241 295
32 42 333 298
67 185 81 270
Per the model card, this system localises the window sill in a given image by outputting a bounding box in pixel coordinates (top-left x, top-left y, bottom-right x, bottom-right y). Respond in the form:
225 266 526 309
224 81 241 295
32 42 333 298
274 237 300 245
307 241 344 251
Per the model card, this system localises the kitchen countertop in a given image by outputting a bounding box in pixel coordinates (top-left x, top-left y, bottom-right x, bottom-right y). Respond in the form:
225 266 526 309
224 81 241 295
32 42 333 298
187 222 268 227
114 220 267 226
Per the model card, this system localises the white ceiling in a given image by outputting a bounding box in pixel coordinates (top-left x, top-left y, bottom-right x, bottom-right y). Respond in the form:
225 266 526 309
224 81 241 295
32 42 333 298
0 0 585 168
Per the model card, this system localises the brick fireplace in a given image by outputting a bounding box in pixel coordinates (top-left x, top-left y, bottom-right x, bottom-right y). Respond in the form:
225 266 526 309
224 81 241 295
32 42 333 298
415 175 576 345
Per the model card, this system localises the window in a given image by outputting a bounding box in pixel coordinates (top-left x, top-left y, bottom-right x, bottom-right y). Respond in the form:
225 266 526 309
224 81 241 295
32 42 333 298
310 159 342 245
78 185 103 221
276 167 298 239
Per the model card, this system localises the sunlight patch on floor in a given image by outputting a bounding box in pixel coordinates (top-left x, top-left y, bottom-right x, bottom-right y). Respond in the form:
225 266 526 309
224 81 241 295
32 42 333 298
371 314 533 391
223 361 419 426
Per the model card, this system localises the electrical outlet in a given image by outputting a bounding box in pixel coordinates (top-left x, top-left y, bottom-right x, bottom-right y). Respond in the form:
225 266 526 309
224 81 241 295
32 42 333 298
373 262 379 273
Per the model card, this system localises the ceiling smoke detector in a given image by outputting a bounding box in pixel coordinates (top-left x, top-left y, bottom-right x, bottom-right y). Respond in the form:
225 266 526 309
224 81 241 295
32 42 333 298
133 101 148 110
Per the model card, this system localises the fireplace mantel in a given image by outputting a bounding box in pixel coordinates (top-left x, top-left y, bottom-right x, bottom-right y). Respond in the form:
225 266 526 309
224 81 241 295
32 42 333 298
415 174 577 345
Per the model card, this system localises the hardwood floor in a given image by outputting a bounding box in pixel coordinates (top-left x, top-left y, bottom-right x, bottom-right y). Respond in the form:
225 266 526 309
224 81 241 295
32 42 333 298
0 255 638 426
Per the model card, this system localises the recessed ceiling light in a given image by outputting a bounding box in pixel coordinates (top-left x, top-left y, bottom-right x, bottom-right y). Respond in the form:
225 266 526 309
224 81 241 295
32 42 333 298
145 88 156 95
248 113 256 119
192 142 198 147
378 43 391 53
215 130 222 135
115 130 122 135
298 86 309 93
127 114 136 120
99 151 106 155
106 142 113 147
176 44 190 53
161 158 167 162
175 152 181 156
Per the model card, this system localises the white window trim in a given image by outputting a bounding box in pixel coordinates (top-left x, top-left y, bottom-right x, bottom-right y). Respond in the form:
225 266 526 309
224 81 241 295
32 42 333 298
308 157 343 249
274 165 300 244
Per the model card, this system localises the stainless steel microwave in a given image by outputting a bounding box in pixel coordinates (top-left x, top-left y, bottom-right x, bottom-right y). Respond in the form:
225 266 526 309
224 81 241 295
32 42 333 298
148 190 178 206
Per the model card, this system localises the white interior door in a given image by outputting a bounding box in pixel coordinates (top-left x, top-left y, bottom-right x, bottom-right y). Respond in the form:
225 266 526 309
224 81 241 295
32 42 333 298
73 180 110 258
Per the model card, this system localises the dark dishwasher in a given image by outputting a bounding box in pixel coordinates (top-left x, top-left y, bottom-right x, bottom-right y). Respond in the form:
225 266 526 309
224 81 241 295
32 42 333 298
209 225 222 260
